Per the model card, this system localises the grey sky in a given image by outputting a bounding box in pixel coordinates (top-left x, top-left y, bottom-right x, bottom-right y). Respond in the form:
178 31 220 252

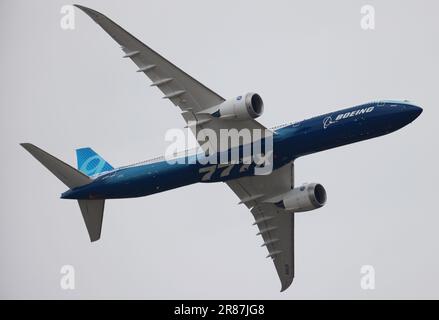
1 0 438 299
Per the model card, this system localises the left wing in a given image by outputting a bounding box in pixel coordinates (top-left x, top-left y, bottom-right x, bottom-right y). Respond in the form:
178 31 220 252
226 162 295 291
75 5 267 150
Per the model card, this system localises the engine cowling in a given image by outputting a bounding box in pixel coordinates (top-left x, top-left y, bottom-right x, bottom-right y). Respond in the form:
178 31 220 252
275 183 327 212
213 93 264 120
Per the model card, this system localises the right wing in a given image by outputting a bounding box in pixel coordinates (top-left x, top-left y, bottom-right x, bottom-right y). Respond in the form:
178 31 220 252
226 162 295 291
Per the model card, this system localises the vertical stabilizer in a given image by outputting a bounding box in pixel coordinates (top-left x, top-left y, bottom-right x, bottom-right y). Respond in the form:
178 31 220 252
76 147 114 176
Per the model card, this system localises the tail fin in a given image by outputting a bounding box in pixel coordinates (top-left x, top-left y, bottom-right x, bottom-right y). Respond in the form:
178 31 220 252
20 143 91 188
21 143 104 242
76 147 114 176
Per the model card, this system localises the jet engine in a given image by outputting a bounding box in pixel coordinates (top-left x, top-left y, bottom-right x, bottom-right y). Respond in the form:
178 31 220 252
212 93 264 120
275 183 327 212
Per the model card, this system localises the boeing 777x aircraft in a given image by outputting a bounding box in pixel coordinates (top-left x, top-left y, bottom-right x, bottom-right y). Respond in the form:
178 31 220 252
21 5 422 291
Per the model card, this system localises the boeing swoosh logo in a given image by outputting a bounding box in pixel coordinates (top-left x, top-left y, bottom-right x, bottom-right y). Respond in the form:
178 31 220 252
323 116 337 129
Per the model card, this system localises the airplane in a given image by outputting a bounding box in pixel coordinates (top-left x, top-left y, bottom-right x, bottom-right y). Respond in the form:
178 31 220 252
20 5 422 291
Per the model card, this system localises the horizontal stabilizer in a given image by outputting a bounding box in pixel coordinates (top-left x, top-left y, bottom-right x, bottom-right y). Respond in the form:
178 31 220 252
21 143 90 189
78 199 105 242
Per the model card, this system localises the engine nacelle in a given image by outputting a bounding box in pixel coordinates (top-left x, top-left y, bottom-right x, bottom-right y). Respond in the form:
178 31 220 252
213 93 264 120
275 183 327 212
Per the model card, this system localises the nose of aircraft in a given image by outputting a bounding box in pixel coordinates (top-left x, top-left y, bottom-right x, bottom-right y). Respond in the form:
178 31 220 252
406 104 423 122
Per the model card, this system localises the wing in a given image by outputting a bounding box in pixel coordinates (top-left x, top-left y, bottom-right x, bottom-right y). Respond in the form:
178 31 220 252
75 5 266 149
226 162 295 291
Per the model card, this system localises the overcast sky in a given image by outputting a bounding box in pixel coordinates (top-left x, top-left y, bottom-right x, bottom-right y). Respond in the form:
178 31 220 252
1 0 438 299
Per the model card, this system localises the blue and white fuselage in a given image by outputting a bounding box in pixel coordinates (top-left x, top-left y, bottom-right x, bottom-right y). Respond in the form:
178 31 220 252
61 101 422 200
